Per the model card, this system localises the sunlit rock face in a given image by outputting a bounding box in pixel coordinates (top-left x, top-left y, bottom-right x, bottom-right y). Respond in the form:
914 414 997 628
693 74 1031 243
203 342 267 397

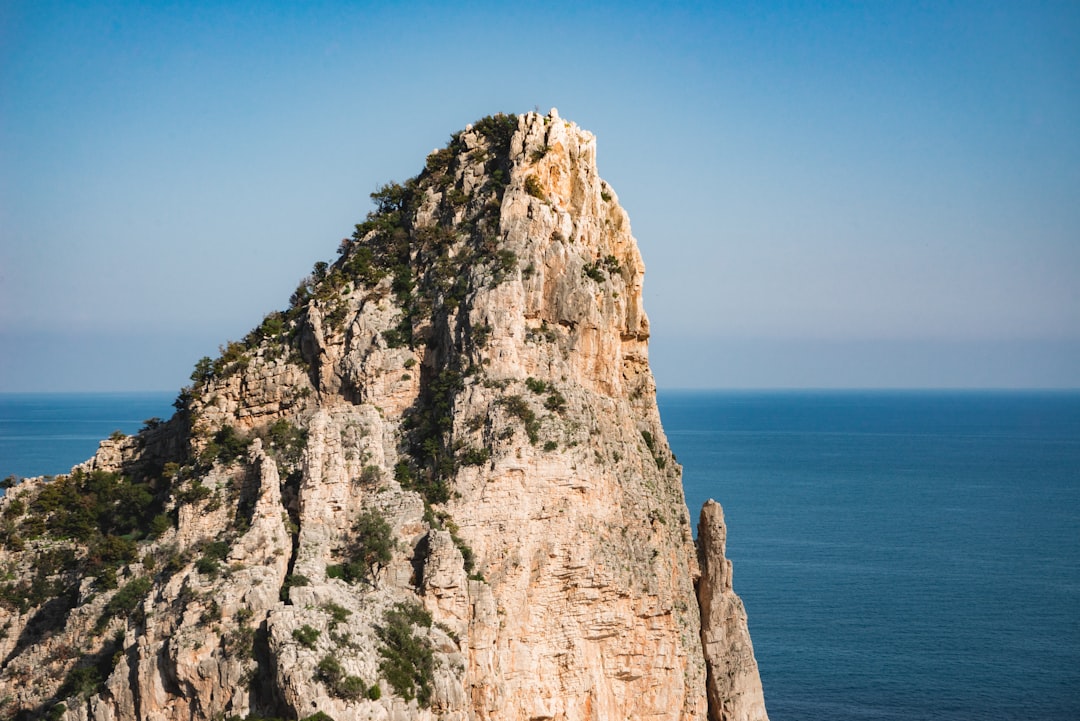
697 500 769 721
0 110 767 721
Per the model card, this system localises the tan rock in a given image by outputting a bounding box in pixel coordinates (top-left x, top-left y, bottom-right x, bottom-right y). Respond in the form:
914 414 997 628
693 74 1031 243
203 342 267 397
697 500 769 721
0 111 768 721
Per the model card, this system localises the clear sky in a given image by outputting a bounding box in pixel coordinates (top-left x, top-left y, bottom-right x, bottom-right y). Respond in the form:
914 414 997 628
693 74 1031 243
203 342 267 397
2 0 1078 391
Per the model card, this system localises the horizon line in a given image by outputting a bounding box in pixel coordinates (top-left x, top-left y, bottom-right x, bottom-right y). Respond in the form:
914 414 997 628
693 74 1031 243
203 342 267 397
2 386 1079 396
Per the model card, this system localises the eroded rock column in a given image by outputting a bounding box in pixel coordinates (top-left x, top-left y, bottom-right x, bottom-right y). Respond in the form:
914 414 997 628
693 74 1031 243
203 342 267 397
697 500 769 721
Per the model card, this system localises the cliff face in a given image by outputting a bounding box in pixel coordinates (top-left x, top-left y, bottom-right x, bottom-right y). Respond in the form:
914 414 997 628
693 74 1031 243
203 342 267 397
0 110 767 721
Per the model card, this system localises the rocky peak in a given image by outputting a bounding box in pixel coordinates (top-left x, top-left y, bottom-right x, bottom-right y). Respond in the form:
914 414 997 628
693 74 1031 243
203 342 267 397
0 110 767 721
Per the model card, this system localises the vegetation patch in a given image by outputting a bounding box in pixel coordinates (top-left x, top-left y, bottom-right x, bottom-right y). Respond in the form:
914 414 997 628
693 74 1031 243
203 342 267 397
0 467 172 611
456 445 490 467
544 389 567 413
20 469 165 544
56 631 125 701
95 576 152 633
327 509 396 586
260 419 308 467
582 254 622 284
582 263 605 283
293 625 320 649
525 377 547 394
524 175 545 200
472 113 518 152
471 322 493 347
203 425 252 466
400 368 466 504
174 478 212 505
377 602 435 707
280 573 310 602
641 429 655 453
498 395 540 445
322 602 352 630
313 654 378 702
641 429 666 469
491 249 517 284
223 607 256 658
195 540 230 579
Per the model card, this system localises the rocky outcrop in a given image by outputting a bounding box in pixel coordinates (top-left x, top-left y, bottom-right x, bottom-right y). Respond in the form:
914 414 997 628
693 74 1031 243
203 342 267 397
697 501 768 721
0 110 767 721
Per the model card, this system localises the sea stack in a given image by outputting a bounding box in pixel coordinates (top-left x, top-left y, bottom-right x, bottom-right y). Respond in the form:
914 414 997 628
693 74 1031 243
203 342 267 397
0 110 767 721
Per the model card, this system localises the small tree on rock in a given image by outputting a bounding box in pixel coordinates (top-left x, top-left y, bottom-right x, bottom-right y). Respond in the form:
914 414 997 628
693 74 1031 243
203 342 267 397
330 509 396 586
353 509 395 583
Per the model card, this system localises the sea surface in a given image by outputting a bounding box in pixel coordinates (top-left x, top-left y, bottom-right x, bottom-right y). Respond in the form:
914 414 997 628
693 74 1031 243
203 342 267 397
0 392 177 479
662 390 1080 721
1 390 1078 720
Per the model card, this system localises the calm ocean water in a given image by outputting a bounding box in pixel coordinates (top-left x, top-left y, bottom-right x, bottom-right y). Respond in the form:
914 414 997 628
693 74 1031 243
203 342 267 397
0 392 177 479
662 390 1080 721
1 390 1078 719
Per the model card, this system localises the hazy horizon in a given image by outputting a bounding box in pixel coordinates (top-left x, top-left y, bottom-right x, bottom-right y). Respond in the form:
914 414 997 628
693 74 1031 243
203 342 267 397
3 1 1078 392
2 331 1079 393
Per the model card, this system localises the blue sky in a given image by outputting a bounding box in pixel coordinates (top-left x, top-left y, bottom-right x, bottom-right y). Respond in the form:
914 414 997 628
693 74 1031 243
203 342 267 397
1 0 1078 391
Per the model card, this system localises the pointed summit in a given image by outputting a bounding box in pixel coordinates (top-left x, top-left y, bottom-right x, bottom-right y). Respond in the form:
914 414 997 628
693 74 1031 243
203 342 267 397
0 111 767 721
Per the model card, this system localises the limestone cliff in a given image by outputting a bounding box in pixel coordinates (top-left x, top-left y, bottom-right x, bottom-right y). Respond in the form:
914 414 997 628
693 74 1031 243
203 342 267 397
0 110 767 721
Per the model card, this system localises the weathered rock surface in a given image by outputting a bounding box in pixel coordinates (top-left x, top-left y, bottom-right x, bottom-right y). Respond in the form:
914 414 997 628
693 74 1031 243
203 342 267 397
0 110 768 721
697 501 768 721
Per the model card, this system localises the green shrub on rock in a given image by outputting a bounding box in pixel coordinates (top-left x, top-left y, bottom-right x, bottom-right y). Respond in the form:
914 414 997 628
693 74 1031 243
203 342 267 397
377 601 435 707
293 625 320 648
315 654 367 700
328 509 396 586
95 576 152 633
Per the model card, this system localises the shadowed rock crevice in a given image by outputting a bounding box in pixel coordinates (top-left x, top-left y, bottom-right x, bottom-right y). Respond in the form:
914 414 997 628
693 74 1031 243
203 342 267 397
4 589 77 665
248 618 289 718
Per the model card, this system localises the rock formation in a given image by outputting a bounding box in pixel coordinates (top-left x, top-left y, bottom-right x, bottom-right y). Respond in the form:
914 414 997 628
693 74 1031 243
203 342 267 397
697 502 768 721
0 110 767 721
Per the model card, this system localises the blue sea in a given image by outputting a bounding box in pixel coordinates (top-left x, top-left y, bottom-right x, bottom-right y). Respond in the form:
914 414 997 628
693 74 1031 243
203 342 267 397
0 392 177 479
663 390 1080 721
1 390 1078 719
